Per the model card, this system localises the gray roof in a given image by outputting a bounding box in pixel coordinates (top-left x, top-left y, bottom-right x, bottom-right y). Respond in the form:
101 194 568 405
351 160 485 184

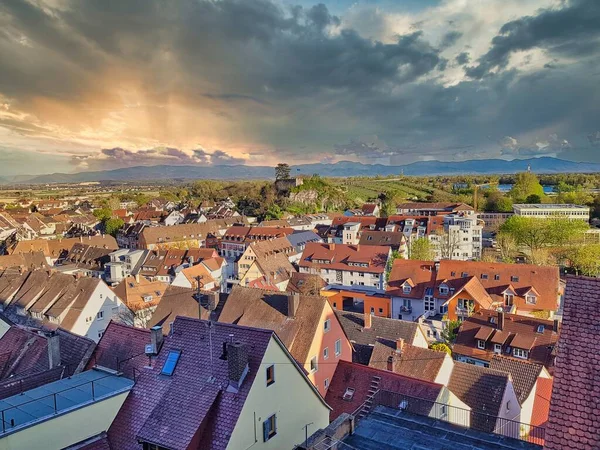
286 230 322 247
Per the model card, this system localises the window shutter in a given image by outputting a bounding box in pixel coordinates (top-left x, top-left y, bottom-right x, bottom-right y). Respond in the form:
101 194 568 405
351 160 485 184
263 419 270 442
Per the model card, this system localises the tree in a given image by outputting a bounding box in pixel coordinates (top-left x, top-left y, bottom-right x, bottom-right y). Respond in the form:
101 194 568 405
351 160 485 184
509 172 544 202
525 194 542 204
566 244 600 276
433 229 461 260
441 319 461 344
104 218 124 237
275 163 291 180
264 204 283 220
429 343 452 355
409 238 435 260
484 191 513 212
496 233 517 263
93 207 112 222
385 250 403 281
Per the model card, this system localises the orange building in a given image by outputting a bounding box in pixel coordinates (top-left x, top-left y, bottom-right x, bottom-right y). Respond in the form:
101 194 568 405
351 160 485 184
321 286 391 318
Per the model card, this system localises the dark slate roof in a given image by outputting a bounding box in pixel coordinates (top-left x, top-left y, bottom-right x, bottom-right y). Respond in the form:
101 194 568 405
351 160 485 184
545 276 600 450
448 362 511 432
489 355 544 405
335 310 420 364
107 317 273 450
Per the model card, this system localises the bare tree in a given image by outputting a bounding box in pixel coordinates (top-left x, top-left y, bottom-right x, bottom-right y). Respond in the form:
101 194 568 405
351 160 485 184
433 229 461 260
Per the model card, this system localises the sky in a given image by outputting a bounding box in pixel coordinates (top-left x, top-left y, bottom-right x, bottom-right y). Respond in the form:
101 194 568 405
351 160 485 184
0 0 599 175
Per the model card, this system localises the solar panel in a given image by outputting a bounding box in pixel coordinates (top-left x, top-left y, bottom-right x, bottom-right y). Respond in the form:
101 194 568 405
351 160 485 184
161 350 181 376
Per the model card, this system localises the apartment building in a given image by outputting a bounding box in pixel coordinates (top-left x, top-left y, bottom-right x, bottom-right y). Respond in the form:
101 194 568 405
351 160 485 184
429 213 483 260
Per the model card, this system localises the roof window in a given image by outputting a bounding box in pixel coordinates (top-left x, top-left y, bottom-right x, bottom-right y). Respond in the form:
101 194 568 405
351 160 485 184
343 387 355 401
161 350 181 376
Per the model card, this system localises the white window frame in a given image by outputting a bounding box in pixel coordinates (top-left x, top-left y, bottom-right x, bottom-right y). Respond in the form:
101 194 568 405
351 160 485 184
494 344 502 354
477 340 485 350
335 339 342 356
323 319 331 333
513 348 528 359
310 356 318 373
323 347 329 360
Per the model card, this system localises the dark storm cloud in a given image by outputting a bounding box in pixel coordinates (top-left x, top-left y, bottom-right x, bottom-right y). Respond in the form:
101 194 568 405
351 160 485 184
0 0 599 168
466 0 600 79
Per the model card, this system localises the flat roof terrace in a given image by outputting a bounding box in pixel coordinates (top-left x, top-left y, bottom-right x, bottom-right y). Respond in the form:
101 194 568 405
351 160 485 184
0 369 133 436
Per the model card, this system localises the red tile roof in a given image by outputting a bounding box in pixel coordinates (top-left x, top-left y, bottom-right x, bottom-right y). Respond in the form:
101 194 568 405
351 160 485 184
531 377 552 445
299 242 389 274
544 276 600 450
325 360 444 421
106 317 274 450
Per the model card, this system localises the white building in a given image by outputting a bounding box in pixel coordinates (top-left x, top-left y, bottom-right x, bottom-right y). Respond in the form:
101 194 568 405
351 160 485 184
105 249 147 285
429 214 482 260
513 203 590 221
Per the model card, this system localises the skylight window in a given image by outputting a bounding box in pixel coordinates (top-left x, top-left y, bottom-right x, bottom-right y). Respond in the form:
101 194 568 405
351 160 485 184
161 350 181 376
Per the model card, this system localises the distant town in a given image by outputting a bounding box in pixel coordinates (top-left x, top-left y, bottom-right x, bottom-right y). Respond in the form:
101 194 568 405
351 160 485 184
0 166 597 449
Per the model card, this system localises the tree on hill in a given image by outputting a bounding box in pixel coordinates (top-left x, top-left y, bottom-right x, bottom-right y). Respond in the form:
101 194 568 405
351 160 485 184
509 172 544 202
275 163 291 180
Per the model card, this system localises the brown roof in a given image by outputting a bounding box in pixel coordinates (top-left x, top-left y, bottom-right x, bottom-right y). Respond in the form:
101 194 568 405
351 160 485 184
358 231 406 248
545 276 600 450
453 310 558 368
489 355 544 404
179 264 216 288
47 277 101 329
368 341 447 383
448 361 511 430
11 236 118 258
299 242 389 274
325 360 444 422
140 222 222 245
0 251 48 270
397 202 474 212
112 276 167 311
147 285 219 330
251 251 295 284
286 272 326 295
218 286 327 364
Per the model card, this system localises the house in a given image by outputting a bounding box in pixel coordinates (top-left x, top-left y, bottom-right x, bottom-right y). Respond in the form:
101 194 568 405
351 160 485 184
286 272 326 296
218 286 353 396
544 276 600 450
60 243 113 278
325 360 469 425
448 361 521 435
453 309 559 369
0 269 128 342
0 324 95 396
362 203 380 217
219 226 295 260
286 230 322 257
162 209 186 226
0 251 48 270
10 235 118 265
116 222 145 249
104 248 148 285
359 230 407 253
0 211 19 242
396 202 475 216
368 339 455 385
100 317 330 449
239 251 295 291
321 284 393 317
0 368 134 449
112 275 167 327
136 249 167 280
237 236 296 280
137 222 221 249
147 285 221 328
286 216 314 230
387 259 561 323
171 262 217 291
334 311 428 364
429 213 483 260
299 243 391 291
489 355 551 428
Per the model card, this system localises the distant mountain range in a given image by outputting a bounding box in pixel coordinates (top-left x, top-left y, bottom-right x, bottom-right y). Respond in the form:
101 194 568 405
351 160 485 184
3 157 600 184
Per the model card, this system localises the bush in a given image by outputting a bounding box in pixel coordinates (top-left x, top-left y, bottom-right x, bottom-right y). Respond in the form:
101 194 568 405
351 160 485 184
429 343 452 355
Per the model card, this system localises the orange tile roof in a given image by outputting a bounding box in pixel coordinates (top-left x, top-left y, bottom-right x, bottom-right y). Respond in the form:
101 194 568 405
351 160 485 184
299 243 389 274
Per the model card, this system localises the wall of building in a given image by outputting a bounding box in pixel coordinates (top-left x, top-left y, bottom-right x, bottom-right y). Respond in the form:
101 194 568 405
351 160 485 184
226 337 330 450
433 354 455 385
303 302 352 396
494 381 521 437
0 391 129 450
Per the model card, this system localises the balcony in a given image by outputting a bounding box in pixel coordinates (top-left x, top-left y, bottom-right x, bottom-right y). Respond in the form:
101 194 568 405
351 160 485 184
400 305 412 313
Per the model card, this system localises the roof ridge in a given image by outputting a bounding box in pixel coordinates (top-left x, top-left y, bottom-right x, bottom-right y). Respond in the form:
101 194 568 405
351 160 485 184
173 316 275 335
337 360 445 389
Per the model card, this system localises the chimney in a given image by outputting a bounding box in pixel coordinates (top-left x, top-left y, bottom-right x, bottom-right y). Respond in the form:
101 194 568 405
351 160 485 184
387 355 396 372
150 326 163 354
364 311 372 329
396 338 405 353
434 260 440 272
553 318 560 334
227 341 249 392
45 331 61 369
207 292 219 311
329 243 335 250
287 293 300 317
497 310 504 331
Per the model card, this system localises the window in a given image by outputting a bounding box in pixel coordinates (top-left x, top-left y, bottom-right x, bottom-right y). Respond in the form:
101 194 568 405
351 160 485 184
323 319 331 333
266 365 275 386
310 356 318 373
439 286 448 295
477 340 485 349
343 387 355 400
370 307 375 314
424 297 435 311
513 348 528 359
335 339 342 356
323 347 329 359
440 404 447 418
526 295 537 304
504 293 514 306
96 311 104 320
494 274 500 281
161 350 181 376
324 378 329 390
511 276 519 282
494 344 502 353
403 285 411 294
537 324 545 333
378 308 383 314
98 330 103 339
480 273 488 280
263 414 277 441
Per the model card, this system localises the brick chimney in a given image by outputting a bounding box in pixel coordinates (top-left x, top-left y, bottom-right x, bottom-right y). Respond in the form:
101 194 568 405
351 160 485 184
287 293 300 318
497 310 504 331
396 338 405 353
227 341 249 393
150 325 163 354
364 311 372 329
387 355 396 372
45 331 61 369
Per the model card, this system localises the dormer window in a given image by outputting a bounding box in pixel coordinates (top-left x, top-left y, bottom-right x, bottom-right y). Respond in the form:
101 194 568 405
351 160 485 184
480 273 488 280
461 272 468 278
494 274 500 280
526 294 536 304
513 348 528 359
494 344 502 353
504 293 514 306
477 340 485 349
403 285 412 294
439 285 449 295
537 324 545 333
343 387 355 401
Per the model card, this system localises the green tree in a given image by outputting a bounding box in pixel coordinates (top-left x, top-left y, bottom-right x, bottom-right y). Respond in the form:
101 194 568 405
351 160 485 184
275 163 291 180
429 343 452 355
484 191 513 212
496 233 517 263
510 172 544 202
264 204 283 220
385 250 403 281
409 238 435 260
440 319 461 344
104 217 124 237
566 244 600 276
525 194 542 204
93 207 112 222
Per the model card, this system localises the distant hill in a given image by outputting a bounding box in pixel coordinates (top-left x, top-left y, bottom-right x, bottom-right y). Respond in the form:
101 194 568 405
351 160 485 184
4 157 600 184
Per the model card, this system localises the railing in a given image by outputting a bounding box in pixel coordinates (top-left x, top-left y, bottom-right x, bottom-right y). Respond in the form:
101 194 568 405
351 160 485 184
0 373 122 435
364 390 545 447
400 305 412 313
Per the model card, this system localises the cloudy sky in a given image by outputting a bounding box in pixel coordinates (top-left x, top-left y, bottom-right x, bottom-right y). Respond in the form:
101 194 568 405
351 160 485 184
0 0 599 175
